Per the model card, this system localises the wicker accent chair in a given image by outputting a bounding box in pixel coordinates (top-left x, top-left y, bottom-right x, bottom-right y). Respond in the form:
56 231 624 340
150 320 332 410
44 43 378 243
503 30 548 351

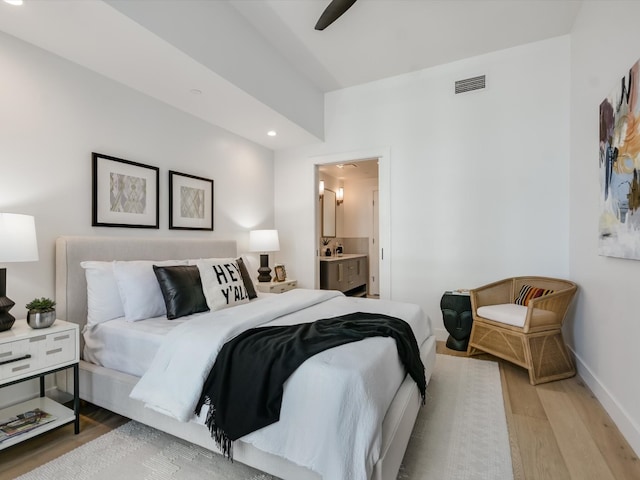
467 276 577 385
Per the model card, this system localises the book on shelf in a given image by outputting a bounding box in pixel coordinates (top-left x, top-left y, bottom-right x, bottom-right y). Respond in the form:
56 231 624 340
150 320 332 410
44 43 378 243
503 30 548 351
0 408 57 442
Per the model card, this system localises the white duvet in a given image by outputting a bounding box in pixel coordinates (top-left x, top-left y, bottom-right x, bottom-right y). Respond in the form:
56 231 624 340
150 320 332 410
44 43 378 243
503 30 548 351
130 289 431 480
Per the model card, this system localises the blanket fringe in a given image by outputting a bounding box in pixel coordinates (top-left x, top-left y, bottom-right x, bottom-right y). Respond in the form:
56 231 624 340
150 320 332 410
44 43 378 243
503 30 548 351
203 396 234 461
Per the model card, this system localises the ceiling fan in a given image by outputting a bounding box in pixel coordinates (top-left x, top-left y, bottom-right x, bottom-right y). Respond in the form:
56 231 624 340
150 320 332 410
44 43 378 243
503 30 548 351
315 0 358 30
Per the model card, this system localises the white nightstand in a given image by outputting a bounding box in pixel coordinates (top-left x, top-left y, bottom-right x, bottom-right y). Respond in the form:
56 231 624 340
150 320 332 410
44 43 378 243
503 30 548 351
0 319 80 449
255 279 297 294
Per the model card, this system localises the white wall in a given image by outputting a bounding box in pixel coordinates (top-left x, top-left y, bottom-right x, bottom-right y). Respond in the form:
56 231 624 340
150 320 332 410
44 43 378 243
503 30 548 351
570 1 640 456
275 36 571 341
343 177 377 239
0 31 275 405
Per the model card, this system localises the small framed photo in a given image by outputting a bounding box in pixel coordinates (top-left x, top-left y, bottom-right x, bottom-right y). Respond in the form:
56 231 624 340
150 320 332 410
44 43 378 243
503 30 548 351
92 152 159 228
274 265 287 282
169 171 214 230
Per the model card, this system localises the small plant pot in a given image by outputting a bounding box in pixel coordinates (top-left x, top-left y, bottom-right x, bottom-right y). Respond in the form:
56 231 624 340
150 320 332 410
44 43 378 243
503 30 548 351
27 310 56 329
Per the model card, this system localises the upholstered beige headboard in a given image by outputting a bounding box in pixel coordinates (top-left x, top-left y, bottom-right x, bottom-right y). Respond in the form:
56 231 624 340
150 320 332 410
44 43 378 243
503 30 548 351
55 236 237 354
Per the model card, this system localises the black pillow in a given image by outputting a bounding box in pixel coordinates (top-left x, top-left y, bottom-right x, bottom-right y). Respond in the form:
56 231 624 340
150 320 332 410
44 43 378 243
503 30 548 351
236 257 258 300
153 265 209 320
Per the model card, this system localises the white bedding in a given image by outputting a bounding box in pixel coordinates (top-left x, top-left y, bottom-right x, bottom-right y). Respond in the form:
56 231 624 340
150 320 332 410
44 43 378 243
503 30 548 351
83 293 275 377
83 315 194 377
126 289 432 480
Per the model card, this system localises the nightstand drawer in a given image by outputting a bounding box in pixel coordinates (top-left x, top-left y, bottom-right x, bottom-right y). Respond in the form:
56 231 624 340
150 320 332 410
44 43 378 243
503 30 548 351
255 279 297 294
0 339 33 380
271 283 295 294
43 330 76 366
0 326 77 384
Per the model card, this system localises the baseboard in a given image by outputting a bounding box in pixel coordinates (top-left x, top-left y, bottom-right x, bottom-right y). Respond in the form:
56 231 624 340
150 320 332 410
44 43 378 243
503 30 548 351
570 346 640 457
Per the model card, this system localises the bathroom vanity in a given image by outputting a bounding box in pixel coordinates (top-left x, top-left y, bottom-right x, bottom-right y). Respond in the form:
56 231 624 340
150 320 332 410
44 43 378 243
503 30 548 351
320 254 368 297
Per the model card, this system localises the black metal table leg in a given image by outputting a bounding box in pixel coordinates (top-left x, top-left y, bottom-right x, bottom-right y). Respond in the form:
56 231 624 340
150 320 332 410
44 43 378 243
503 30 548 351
73 363 80 434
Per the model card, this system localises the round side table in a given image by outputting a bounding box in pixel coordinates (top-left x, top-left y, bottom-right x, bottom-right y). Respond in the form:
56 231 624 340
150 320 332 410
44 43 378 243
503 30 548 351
440 291 473 351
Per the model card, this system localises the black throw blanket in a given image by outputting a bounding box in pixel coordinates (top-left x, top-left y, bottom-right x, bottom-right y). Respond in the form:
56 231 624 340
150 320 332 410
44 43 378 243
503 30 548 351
194 312 426 459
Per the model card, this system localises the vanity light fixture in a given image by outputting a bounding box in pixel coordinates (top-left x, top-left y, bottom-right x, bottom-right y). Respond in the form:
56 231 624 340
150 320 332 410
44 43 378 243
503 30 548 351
3 0 24 5
336 187 344 205
319 180 325 199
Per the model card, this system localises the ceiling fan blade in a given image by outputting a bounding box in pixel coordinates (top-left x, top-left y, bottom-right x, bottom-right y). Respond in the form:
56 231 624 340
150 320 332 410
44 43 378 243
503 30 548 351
315 0 358 31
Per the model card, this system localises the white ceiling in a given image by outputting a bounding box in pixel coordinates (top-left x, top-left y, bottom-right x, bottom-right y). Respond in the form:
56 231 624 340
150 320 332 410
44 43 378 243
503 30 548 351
319 158 379 181
0 0 582 150
231 0 582 92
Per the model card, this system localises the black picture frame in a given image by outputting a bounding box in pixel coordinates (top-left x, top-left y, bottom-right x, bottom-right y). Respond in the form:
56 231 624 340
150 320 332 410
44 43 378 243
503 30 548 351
92 152 159 228
169 170 214 231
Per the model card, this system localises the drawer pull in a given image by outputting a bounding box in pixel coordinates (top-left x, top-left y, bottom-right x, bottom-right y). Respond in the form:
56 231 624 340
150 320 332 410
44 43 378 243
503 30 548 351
0 351 12 359
29 335 46 343
0 354 31 366
54 334 70 342
46 348 62 355
11 364 30 373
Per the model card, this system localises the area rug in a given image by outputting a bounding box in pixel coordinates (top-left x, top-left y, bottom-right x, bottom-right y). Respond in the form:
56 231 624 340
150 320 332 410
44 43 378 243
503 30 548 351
17 355 513 480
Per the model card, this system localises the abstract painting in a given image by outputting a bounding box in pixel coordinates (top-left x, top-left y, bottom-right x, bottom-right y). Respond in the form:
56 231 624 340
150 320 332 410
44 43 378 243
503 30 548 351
599 57 640 259
92 152 159 228
169 170 213 230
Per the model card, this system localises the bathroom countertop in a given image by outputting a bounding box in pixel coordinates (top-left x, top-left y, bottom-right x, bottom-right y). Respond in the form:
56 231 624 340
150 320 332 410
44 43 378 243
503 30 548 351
319 253 367 262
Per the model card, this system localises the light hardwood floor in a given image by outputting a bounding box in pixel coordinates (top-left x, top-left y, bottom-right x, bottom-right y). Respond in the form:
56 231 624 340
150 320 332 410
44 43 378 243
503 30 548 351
1 343 639 479
437 342 640 480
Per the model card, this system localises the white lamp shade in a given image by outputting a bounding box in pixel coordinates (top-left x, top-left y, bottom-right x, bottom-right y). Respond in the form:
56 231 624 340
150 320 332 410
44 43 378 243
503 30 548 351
0 213 39 262
249 229 280 253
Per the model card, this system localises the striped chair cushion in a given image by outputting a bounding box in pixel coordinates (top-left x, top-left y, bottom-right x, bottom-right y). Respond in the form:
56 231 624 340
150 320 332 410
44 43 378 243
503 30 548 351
514 284 553 306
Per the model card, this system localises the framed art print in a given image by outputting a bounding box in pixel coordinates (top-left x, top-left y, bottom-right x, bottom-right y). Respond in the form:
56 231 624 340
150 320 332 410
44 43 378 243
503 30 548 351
92 152 159 228
274 264 286 282
169 170 214 230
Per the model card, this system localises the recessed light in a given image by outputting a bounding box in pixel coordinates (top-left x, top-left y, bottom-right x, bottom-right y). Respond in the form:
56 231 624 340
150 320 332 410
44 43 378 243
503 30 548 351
4 0 24 5
189 88 202 95
267 130 277 137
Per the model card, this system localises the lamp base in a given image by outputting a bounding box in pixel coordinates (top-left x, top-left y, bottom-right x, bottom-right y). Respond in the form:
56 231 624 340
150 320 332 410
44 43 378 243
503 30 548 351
0 296 15 332
257 253 272 283
0 269 14 331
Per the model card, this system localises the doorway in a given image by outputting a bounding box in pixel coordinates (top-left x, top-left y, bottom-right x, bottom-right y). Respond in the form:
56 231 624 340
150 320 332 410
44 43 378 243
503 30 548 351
317 158 380 297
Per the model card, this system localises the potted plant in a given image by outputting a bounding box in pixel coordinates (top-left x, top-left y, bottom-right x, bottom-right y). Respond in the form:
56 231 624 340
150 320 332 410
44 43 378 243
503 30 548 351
321 238 332 256
25 297 57 329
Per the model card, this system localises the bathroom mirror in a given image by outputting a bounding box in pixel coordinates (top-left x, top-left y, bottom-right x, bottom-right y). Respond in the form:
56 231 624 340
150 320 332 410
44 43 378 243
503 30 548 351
322 189 336 237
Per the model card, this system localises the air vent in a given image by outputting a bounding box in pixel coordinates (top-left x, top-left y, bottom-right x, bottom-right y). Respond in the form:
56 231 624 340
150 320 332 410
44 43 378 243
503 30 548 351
455 75 486 94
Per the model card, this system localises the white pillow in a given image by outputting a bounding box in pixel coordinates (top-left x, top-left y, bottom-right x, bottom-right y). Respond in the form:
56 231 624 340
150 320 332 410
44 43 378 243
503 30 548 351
81 261 124 326
113 259 188 322
196 258 250 311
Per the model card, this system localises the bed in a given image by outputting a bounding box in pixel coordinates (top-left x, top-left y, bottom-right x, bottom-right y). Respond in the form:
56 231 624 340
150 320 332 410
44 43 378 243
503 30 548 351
55 235 436 480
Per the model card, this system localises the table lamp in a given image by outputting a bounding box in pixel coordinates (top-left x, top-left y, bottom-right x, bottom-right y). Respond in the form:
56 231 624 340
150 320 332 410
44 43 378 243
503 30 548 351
0 213 39 331
249 229 280 283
